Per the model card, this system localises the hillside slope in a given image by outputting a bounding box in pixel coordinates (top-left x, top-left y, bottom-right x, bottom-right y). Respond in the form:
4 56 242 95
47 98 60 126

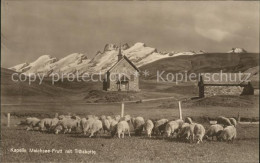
140 53 259 79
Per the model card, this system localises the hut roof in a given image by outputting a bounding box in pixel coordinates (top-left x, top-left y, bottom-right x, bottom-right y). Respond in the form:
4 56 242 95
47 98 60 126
107 55 140 73
199 73 250 86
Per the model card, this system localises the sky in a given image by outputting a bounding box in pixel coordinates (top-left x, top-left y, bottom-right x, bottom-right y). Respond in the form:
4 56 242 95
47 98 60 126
1 0 259 68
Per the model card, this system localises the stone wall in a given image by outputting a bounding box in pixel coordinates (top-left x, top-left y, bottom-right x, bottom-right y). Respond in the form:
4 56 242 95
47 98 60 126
204 86 243 96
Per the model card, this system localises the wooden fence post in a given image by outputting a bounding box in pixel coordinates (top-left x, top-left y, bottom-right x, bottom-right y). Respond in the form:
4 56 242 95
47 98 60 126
237 112 240 122
178 101 182 120
7 113 10 127
121 102 125 117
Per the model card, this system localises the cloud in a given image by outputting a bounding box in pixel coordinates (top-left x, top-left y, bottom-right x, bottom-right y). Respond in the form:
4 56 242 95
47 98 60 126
195 27 230 42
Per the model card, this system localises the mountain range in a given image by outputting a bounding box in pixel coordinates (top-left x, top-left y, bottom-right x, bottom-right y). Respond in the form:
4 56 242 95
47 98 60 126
9 42 208 76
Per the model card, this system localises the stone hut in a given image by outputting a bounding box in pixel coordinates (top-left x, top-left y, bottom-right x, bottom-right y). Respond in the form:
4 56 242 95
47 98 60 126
198 73 255 98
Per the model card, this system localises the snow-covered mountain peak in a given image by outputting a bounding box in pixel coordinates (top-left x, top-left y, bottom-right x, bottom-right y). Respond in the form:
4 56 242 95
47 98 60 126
9 62 29 72
59 53 87 64
103 44 118 52
228 48 247 53
31 55 57 65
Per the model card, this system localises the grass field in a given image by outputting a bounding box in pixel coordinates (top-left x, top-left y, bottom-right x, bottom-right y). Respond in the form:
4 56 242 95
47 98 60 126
1 94 258 121
1 96 259 162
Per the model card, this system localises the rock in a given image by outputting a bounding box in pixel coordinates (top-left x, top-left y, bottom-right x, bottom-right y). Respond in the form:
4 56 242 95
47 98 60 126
121 43 130 50
103 44 118 52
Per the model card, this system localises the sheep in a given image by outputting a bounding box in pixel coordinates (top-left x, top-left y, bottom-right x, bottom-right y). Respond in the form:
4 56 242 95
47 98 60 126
204 124 224 141
39 118 59 132
107 116 112 121
48 118 60 131
114 115 121 122
81 118 95 135
178 123 196 142
132 117 145 136
110 119 119 137
18 117 41 131
144 120 154 137
184 117 193 124
107 116 114 125
86 115 99 120
120 116 131 122
229 118 237 127
123 115 131 122
100 115 106 120
218 125 237 142
71 115 81 121
154 119 168 135
217 116 232 127
54 117 80 134
80 118 87 131
88 120 103 138
175 119 184 125
165 119 184 137
58 115 71 120
193 123 205 144
177 123 190 138
54 125 63 134
165 121 178 137
116 121 131 138
101 118 111 133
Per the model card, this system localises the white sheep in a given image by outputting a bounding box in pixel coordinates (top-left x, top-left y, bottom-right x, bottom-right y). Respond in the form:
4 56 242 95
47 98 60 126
184 117 193 124
116 120 131 138
175 119 184 125
122 115 132 122
58 115 71 120
144 120 154 137
154 119 168 135
205 124 224 140
18 117 41 131
81 118 95 135
193 123 205 144
107 116 114 124
165 119 183 137
72 115 81 121
86 115 98 120
218 125 237 142
89 120 103 138
132 117 145 136
54 117 80 134
54 125 63 134
114 115 121 122
39 118 59 132
100 115 106 120
217 116 232 127
48 118 60 131
229 118 237 127
107 116 112 121
178 123 196 142
80 118 87 131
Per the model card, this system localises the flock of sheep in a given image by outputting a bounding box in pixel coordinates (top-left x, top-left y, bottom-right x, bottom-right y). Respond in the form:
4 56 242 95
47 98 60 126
18 114 237 143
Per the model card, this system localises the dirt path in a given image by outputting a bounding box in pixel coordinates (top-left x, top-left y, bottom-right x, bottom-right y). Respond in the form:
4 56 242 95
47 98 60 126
0 96 181 106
